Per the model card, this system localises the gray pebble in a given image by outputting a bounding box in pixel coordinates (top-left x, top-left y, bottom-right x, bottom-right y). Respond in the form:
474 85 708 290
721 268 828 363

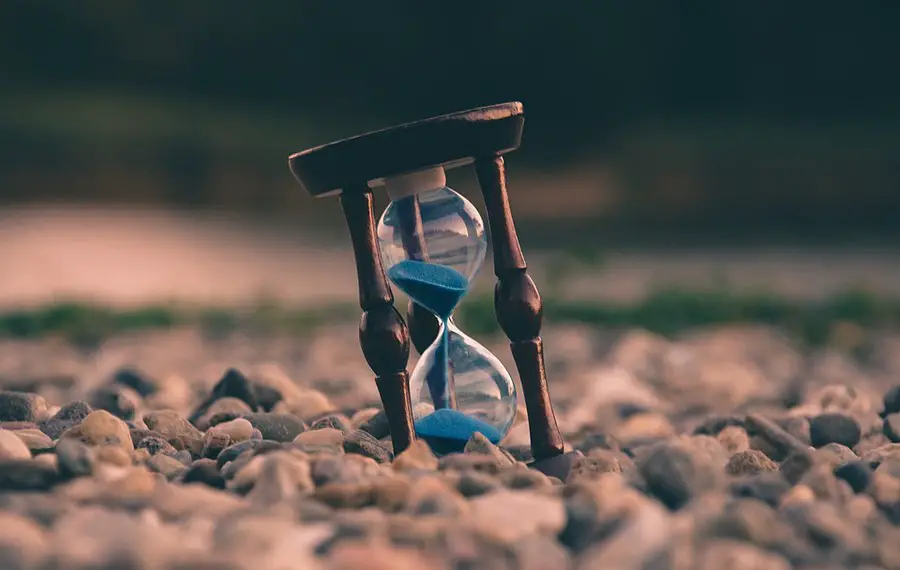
0 460 57 491
55 438 94 479
87 385 140 421
310 413 352 434
810 413 862 448
343 429 392 463
358 409 390 439
636 439 723 510
243 412 307 442
0 392 36 422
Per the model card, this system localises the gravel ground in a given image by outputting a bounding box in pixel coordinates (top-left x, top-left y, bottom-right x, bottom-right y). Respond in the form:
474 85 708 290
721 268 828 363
3 323 900 569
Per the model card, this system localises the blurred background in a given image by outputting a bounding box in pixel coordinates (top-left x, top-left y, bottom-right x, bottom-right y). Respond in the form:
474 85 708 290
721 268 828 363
1 1 899 317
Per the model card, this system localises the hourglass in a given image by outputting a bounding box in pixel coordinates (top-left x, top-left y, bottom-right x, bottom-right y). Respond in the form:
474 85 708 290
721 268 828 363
288 102 581 477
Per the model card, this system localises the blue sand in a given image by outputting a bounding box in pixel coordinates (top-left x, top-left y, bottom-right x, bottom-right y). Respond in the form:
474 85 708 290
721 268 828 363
386 260 468 321
414 408 503 455
387 259 470 410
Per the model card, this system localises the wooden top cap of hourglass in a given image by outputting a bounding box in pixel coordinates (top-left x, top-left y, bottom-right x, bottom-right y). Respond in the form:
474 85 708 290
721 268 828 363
288 102 524 198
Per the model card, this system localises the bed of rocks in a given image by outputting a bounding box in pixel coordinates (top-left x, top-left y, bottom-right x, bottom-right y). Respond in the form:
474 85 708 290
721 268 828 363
2 323 900 569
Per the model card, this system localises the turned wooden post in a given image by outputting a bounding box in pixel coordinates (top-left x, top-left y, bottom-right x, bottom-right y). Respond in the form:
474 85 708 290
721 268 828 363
474 156 565 461
339 186 415 455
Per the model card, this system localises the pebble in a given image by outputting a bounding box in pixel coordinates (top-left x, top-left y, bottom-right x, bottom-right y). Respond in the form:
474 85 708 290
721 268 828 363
200 429 232 459
883 384 900 416
13 428 53 452
0 429 32 460
0 459 57 491
884 412 900 443
696 539 791 570
636 439 723 510
834 460 873 493
293 427 345 451
466 489 566 544
213 418 254 442
393 439 438 472
55 437 95 479
463 431 516 467
87 384 141 420
500 464 552 489
0 511 49 569
271 389 335 422
244 412 307 442
182 458 226 489
39 401 92 439
135 434 178 456
310 413 353 434
809 412 862 448
60 409 134 452
112 367 157 397
343 429 392 463
195 396 253 431
717 425 751 454
358 409 391 439
147 453 187 479
404 475 468 516
726 449 778 475
455 470 501 497
189 368 259 425
0 391 37 422
215 439 260 469
143 409 203 451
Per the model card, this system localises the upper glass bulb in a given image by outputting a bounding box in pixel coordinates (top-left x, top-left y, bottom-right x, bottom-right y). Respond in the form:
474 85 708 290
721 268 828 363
377 173 487 285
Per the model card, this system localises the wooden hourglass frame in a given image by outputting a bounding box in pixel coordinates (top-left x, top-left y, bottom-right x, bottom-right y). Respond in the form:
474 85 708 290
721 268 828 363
288 102 580 478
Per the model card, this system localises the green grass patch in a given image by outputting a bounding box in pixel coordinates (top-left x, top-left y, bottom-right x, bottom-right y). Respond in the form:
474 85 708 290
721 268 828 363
2 288 898 351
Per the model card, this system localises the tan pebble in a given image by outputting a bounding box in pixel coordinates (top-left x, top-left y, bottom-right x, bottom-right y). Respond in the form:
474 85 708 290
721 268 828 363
0 429 32 460
372 476 411 512
96 444 133 467
294 427 344 447
132 448 152 463
213 418 254 442
14 429 53 451
717 426 750 455
62 410 134 452
780 484 815 508
393 440 438 472
351 408 380 428
34 453 58 469
147 454 186 479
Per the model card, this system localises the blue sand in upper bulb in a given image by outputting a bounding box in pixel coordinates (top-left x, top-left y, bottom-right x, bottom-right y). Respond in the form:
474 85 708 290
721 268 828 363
386 260 468 321
387 259 470 410
414 408 503 455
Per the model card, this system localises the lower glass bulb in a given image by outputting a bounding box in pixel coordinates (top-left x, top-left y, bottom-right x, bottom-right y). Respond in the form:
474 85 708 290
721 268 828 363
409 320 517 455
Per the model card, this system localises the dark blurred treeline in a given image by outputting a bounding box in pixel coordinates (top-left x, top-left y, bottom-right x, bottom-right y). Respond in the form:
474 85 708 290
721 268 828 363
1 1 899 238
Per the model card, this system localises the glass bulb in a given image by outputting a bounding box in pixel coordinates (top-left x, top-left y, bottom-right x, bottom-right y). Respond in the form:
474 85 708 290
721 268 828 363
409 320 517 454
377 185 487 284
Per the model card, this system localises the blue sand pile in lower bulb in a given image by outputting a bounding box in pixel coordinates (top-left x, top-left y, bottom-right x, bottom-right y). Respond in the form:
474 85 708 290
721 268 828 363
386 259 468 321
414 408 503 455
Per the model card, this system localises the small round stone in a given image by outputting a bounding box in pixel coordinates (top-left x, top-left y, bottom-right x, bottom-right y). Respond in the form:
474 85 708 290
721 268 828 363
182 458 226 489
834 460 873 493
809 413 861 448
726 449 778 476
0 430 31 460
0 392 36 423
